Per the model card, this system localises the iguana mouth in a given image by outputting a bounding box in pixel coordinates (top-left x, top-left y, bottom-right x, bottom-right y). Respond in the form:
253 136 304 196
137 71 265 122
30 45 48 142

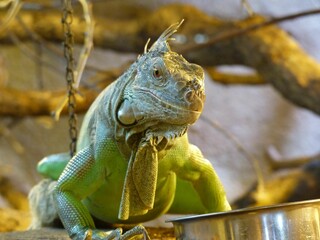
134 87 203 114
147 125 188 141
144 124 188 151
151 126 188 140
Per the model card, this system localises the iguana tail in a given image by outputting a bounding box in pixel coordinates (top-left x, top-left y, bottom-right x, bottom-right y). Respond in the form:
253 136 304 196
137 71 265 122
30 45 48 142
28 179 58 229
30 153 70 229
37 152 70 180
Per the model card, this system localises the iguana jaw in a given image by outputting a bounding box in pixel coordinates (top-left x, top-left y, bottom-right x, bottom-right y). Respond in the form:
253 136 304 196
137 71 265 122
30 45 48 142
135 87 204 114
134 124 188 152
116 87 202 127
115 94 192 151
116 95 200 130
116 99 189 148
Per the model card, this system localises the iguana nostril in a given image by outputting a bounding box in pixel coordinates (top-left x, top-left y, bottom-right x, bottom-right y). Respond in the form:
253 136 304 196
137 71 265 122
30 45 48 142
191 80 202 91
184 90 195 102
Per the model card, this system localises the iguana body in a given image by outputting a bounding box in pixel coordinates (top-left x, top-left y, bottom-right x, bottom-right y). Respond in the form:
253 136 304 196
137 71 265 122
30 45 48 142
29 22 230 240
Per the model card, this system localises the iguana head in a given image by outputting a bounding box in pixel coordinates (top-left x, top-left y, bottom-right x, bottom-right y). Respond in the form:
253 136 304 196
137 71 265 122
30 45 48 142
116 21 205 141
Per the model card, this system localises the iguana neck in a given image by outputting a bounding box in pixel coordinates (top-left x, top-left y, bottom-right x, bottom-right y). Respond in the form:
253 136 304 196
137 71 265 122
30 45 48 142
114 119 188 157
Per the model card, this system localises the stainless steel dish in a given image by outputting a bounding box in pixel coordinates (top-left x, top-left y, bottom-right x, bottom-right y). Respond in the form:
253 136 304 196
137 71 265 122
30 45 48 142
169 199 320 240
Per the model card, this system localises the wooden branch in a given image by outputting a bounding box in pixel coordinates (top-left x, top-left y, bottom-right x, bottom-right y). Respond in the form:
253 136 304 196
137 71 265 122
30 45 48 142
180 8 320 53
1 4 320 115
0 67 123 117
0 86 90 117
0 229 70 240
205 67 265 84
266 146 320 170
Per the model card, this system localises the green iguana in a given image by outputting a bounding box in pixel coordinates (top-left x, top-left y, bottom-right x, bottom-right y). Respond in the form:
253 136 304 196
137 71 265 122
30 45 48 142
29 21 231 240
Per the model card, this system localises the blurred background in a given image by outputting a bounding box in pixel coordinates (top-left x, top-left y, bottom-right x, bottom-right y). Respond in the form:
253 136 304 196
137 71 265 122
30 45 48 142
0 0 320 231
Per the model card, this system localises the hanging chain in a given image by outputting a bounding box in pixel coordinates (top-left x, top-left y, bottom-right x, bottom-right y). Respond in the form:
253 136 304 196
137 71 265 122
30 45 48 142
62 0 77 157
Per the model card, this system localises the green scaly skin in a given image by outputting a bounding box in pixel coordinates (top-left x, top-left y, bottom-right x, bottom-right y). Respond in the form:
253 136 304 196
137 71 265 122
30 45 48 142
34 22 231 240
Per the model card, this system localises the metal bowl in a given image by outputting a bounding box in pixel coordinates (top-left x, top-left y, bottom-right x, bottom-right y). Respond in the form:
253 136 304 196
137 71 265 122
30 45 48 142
168 199 320 240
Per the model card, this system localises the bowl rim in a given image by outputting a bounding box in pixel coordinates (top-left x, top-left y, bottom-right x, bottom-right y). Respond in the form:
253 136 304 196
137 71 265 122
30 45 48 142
167 199 320 223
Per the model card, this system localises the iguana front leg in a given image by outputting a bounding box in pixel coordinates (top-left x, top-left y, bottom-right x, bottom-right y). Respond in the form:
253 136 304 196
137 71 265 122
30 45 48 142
170 143 231 214
189 145 231 212
54 146 103 239
54 145 150 240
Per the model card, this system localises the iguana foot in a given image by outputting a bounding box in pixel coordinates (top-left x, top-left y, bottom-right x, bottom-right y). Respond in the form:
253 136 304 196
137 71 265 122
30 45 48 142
121 225 150 240
82 225 150 240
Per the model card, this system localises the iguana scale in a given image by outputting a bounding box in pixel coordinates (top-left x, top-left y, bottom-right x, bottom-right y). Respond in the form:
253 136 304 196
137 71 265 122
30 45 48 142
29 21 231 240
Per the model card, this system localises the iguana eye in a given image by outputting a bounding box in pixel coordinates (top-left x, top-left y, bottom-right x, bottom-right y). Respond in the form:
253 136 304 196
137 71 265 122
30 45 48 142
150 59 167 86
153 68 162 79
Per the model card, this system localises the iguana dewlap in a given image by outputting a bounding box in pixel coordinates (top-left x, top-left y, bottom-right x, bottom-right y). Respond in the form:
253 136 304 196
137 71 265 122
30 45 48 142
30 21 231 240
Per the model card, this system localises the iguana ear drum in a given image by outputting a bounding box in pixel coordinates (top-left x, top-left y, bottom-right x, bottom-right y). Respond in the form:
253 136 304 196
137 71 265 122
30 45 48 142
117 99 139 126
117 99 136 125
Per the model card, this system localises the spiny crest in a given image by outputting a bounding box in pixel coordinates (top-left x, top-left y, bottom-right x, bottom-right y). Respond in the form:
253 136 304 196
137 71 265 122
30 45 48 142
145 20 184 54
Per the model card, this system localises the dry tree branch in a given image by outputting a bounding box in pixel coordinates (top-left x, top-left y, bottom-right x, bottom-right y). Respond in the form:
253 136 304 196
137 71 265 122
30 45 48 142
0 65 123 116
2 5 319 52
179 8 320 53
266 146 320 170
205 67 265 84
0 0 22 34
1 4 320 115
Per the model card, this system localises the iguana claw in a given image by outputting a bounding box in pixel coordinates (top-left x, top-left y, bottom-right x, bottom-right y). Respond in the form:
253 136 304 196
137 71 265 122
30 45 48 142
121 225 151 240
83 225 150 240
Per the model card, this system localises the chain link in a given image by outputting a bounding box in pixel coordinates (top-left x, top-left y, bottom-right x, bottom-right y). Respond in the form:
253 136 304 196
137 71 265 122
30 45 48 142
62 0 77 157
